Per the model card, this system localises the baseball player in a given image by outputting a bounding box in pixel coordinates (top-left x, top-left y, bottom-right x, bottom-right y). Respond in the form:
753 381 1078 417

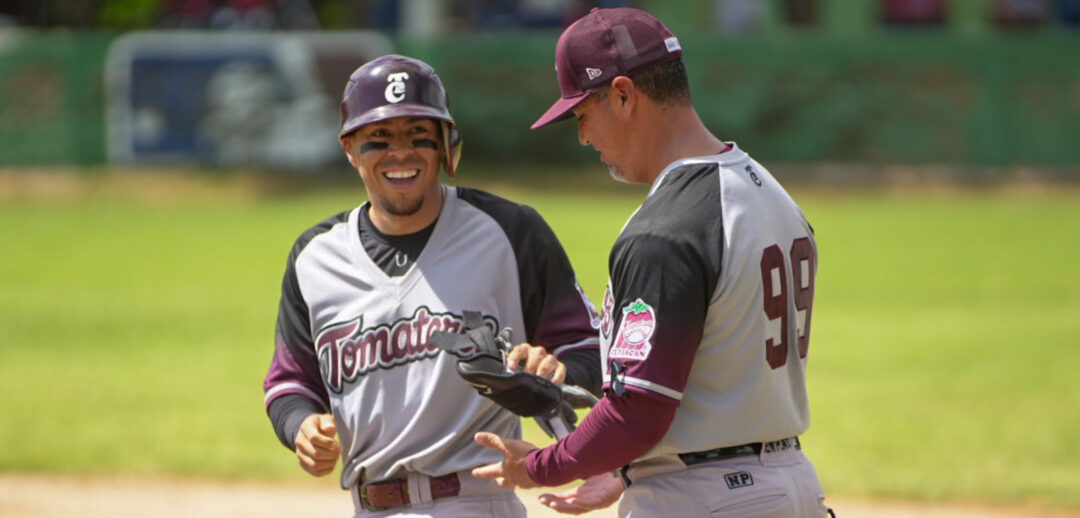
473 8 834 517
262 54 602 517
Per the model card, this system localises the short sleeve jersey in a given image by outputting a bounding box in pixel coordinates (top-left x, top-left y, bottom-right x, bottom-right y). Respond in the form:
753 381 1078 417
599 143 817 458
263 186 599 487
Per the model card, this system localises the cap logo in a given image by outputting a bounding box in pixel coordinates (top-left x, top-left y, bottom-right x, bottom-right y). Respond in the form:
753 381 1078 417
585 67 603 80
664 37 681 52
384 72 409 103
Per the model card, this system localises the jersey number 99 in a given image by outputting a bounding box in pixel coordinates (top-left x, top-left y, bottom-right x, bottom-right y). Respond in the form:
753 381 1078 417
760 237 815 370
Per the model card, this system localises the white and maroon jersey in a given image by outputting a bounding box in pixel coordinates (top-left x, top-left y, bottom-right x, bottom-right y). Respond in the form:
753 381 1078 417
264 185 599 488
599 142 817 458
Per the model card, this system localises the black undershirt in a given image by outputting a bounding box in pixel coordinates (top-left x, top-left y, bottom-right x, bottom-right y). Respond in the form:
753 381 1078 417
358 204 437 277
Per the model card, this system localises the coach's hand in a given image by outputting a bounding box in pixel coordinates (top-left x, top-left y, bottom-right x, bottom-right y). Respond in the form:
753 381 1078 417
506 343 566 385
538 472 624 514
295 413 341 477
472 432 539 489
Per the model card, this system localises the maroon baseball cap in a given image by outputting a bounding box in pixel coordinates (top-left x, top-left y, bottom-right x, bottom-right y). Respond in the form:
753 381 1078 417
531 7 683 130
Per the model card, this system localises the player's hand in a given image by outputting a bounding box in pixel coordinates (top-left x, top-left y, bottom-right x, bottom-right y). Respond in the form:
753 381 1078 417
538 472 625 514
294 413 341 477
471 432 540 489
506 343 566 385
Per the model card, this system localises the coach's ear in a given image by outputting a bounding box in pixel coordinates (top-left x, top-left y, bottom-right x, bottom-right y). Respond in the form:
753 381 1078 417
609 76 636 119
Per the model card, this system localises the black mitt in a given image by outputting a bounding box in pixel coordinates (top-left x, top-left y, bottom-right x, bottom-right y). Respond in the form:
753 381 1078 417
429 311 565 417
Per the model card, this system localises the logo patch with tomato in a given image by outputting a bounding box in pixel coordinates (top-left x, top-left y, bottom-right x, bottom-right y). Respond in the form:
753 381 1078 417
609 298 656 361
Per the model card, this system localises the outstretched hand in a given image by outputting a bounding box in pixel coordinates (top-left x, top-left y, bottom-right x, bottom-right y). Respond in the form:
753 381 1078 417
471 432 540 489
538 472 625 515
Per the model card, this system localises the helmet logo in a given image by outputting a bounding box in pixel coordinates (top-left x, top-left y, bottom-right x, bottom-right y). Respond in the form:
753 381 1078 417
385 72 409 103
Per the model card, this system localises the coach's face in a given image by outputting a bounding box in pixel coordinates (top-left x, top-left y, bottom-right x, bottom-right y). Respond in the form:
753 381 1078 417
573 90 630 183
342 116 444 231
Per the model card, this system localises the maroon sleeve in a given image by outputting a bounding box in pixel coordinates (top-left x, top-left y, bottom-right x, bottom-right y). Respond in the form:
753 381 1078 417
525 392 676 486
263 334 329 411
263 235 331 412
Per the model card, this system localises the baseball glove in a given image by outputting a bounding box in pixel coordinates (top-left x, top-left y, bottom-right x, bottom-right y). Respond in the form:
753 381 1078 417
429 311 565 417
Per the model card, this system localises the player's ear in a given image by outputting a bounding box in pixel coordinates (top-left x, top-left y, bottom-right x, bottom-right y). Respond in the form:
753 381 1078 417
341 135 360 168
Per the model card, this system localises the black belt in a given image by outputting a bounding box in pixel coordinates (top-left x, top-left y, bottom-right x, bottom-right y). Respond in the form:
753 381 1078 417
619 437 801 486
679 437 801 466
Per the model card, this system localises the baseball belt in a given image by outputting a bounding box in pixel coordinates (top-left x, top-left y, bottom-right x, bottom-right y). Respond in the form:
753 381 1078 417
356 472 461 512
618 437 802 486
679 436 801 466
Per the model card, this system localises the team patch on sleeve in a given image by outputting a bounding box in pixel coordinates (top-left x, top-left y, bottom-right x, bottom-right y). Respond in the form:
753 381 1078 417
609 299 656 361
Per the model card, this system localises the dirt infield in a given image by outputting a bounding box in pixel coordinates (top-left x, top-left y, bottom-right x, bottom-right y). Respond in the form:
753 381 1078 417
2 474 1077 518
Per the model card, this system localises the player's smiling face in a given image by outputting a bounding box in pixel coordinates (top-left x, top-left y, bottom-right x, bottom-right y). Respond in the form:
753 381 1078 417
344 116 444 230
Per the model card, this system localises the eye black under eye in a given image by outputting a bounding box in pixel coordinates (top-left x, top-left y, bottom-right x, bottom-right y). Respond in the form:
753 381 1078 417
411 138 438 150
360 141 389 153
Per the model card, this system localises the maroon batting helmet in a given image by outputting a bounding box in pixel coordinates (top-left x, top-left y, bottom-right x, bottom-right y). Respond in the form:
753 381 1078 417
339 54 462 176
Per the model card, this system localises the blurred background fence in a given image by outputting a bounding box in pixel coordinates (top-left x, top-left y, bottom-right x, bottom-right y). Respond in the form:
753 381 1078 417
1 0 1079 172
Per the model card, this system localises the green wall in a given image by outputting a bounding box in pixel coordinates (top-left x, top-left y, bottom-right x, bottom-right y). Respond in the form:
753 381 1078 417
2 29 1079 169
405 31 1080 167
0 31 113 165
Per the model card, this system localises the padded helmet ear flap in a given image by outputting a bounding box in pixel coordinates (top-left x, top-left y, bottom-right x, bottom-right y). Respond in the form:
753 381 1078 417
442 121 462 178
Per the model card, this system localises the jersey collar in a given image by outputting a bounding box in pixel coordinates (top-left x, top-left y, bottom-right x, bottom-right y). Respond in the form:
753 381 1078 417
647 141 745 198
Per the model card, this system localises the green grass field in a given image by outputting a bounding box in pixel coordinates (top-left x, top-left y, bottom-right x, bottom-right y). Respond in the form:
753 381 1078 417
1 173 1078 510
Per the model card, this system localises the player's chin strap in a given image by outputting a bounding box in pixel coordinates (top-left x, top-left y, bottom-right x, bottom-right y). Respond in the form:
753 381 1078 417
429 310 599 440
